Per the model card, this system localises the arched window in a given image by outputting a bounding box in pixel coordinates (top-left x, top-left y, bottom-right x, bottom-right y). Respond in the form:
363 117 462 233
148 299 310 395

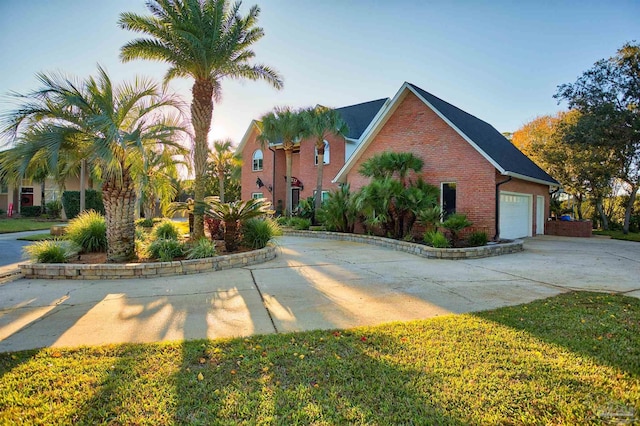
314 140 330 165
252 149 263 171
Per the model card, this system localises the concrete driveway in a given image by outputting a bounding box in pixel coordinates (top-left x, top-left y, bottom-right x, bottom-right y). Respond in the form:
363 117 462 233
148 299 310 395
0 235 638 352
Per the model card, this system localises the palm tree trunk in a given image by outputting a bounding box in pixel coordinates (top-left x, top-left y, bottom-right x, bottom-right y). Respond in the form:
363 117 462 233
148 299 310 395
285 147 293 217
315 142 324 220
224 220 238 252
218 169 225 203
191 79 214 239
102 171 137 262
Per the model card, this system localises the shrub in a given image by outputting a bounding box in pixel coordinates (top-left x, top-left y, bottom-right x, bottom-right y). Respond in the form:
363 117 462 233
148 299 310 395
468 231 488 247
23 240 80 263
424 230 450 248
442 213 473 246
45 200 62 218
20 205 42 217
205 216 224 240
186 238 217 259
242 218 281 249
148 238 184 261
289 217 311 230
66 210 107 253
275 216 290 226
153 221 180 240
61 190 104 219
135 218 154 228
317 185 357 233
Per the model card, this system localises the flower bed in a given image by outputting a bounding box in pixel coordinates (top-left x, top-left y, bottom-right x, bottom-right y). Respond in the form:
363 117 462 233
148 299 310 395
283 230 523 260
19 245 277 280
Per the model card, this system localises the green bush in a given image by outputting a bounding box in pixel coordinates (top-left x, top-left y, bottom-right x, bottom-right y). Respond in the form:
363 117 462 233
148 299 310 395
289 217 311 230
317 185 357 233
61 190 105 219
148 238 184 261
152 221 180 240
242 218 281 249
275 216 290 226
23 240 81 263
20 206 42 217
135 218 154 228
442 213 473 246
186 238 217 259
467 231 488 247
424 230 450 248
45 200 62 218
66 210 107 253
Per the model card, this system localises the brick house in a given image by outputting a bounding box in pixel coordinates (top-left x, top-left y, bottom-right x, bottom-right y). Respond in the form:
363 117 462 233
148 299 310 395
238 82 558 240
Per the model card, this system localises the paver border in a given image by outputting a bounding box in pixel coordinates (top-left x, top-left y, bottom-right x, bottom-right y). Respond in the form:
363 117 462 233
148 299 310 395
283 230 523 259
19 245 277 280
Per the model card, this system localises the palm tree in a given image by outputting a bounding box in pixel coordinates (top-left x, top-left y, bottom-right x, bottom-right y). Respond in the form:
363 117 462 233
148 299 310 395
1 67 184 262
209 139 241 202
258 107 305 216
119 0 283 239
359 151 424 187
301 106 348 216
204 196 273 251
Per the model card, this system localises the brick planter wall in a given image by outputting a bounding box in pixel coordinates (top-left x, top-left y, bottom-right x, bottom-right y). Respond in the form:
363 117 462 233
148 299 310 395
283 230 523 259
546 220 592 238
20 245 277 280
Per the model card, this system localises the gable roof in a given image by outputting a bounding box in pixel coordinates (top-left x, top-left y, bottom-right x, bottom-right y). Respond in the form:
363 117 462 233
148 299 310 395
335 98 389 140
334 82 559 187
235 99 389 155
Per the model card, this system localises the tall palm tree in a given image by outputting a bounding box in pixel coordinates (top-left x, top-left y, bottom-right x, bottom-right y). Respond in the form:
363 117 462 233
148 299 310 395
359 151 424 187
209 139 241 202
301 106 348 215
258 107 305 216
1 67 184 262
119 0 283 239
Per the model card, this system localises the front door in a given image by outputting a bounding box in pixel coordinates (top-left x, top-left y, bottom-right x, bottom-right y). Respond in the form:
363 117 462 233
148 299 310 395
292 188 300 211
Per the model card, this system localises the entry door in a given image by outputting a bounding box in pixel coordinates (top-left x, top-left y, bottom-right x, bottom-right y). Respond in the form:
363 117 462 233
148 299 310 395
536 195 545 235
292 188 300 210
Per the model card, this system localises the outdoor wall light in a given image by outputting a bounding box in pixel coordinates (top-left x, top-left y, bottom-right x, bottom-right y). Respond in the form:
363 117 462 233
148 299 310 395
256 177 264 188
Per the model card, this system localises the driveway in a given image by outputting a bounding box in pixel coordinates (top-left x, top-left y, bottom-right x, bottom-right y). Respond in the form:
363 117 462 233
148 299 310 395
0 235 638 352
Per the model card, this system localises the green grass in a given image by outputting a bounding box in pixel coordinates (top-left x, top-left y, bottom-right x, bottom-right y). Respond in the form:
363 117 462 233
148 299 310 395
0 218 61 234
1 292 638 424
593 229 640 242
16 233 57 241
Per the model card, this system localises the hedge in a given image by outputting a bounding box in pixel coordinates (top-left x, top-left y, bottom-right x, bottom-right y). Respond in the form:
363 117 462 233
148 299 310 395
20 205 42 217
62 190 105 219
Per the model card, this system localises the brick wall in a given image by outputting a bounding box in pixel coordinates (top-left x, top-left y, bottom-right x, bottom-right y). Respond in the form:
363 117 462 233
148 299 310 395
546 220 592 237
346 91 499 236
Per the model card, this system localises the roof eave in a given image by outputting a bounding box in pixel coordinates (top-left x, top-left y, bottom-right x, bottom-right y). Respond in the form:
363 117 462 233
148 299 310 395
502 171 560 188
235 120 261 155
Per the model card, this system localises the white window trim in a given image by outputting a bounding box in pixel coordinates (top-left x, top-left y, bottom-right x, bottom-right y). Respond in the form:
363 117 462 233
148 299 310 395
440 182 456 220
251 192 264 200
314 140 330 166
252 149 263 172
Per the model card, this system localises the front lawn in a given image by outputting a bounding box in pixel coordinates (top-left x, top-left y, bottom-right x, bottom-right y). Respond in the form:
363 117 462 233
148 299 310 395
593 229 640 242
1 292 638 424
0 218 61 234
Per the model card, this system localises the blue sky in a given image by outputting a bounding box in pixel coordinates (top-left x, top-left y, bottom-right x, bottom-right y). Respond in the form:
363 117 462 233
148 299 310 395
1 1 638 148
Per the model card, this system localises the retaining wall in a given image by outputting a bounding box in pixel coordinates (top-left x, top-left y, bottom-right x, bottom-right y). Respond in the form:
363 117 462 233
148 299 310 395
283 230 523 259
20 245 277 280
546 220 592 238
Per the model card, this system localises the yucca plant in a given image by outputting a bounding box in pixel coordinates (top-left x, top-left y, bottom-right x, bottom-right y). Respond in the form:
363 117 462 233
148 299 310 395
242 218 281 249
205 197 274 251
23 240 81 263
66 210 107 253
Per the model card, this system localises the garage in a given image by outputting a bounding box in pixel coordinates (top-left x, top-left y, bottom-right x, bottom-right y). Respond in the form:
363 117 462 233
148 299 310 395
499 192 532 240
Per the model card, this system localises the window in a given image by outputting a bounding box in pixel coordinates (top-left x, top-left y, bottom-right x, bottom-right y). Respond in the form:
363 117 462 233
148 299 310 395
313 190 330 204
441 182 456 218
252 150 263 171
251 192 264 200
0 183 8 194
314 140 330 165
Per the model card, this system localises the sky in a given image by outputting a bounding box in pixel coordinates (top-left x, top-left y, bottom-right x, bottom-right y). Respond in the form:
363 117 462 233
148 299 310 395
1 0 639 150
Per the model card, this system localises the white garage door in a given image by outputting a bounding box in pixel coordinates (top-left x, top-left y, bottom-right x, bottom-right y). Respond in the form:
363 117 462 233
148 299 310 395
499 192 532 240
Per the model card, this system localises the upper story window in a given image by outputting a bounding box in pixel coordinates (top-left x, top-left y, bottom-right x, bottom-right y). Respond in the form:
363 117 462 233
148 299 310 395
252 149 263 171
314 140 330 165
0 183 8 194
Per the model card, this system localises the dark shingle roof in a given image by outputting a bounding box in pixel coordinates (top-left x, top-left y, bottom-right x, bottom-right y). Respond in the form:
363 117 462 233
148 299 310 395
335 98 388 140
408 83 558 185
